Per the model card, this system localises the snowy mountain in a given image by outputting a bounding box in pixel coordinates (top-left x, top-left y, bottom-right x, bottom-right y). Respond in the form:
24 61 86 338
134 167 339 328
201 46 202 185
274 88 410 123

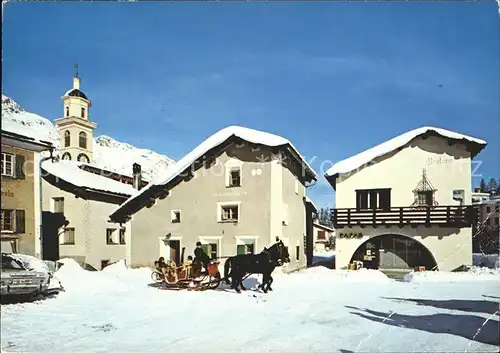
1 94 175 181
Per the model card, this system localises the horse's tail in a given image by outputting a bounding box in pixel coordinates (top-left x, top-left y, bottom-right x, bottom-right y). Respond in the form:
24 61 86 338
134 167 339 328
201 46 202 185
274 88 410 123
223 257 232 285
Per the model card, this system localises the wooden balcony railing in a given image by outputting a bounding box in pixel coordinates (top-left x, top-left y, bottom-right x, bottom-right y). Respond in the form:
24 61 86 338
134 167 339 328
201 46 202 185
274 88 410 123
331 205 477 228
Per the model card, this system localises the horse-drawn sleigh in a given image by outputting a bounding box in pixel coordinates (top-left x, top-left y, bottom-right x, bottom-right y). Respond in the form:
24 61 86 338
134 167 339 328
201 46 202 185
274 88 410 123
151 239 290 293
151 258 223 291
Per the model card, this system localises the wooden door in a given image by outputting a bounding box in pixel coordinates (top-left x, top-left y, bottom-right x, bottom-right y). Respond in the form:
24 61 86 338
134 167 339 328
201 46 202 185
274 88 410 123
169 240 181 265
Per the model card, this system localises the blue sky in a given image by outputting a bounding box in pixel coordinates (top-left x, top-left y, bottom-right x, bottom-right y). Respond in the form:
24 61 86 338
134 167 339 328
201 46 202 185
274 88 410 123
3 2 499 208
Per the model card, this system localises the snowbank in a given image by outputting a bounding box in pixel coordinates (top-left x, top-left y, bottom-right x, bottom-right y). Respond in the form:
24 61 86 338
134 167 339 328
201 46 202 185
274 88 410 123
296 267 390 282
473 253 499 269
54 258 152 292
403 267 500 283
325 126 487 178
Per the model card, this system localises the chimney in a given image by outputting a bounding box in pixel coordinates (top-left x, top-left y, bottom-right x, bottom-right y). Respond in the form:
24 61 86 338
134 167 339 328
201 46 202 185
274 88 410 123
73 76 80 90
132 163 142 190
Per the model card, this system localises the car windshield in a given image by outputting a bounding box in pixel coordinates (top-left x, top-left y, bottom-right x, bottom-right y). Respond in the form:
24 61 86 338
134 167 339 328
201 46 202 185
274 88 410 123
1 254 26 270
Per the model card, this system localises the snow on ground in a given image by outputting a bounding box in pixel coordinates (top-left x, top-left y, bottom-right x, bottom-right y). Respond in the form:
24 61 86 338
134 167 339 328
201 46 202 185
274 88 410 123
403 267 500 283
2 260 499 353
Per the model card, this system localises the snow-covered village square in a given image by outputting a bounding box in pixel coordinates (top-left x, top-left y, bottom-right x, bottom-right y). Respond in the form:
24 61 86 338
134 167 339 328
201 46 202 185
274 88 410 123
1 2 500 353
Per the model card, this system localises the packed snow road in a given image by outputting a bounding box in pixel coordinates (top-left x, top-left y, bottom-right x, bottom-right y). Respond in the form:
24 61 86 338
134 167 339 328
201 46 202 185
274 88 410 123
1 260 499 353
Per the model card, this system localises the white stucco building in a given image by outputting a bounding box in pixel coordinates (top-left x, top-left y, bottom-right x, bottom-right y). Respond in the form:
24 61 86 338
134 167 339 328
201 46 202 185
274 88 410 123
110 126 318 271
325 126 486 272
40 73 148 270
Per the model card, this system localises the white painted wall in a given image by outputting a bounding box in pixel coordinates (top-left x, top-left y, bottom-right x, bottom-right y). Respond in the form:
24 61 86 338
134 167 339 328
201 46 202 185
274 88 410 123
334 135 474 271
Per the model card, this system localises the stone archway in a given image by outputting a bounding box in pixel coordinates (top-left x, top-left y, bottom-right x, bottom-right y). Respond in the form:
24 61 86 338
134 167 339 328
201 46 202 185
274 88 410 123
349 234 438 271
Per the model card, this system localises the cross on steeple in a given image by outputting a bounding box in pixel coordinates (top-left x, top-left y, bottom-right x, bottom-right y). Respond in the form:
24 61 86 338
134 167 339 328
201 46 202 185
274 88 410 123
73 63 79 78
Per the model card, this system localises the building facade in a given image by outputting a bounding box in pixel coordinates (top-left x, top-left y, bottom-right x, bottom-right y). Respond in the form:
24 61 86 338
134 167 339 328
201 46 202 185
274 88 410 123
312 222 335 251
1 130 53 255
325 127 486 272
39 73 147 270
110 126 317 271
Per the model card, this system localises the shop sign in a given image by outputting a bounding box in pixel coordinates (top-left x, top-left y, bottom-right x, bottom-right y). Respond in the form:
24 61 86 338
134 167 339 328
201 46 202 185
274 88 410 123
338 232 363 239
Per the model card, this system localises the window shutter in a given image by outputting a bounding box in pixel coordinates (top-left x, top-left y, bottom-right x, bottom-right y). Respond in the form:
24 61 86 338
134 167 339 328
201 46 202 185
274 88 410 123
15 210 25 233
15 155 25 179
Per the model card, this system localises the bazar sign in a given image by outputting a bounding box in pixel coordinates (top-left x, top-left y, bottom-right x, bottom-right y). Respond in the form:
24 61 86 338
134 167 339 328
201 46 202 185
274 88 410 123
338 232 363 239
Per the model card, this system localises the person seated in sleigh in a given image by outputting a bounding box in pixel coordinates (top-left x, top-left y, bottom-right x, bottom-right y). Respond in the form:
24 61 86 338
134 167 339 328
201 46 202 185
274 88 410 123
193 241 211 275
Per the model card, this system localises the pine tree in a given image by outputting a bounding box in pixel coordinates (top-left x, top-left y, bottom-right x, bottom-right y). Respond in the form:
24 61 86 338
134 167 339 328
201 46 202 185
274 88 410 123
479 178 487 193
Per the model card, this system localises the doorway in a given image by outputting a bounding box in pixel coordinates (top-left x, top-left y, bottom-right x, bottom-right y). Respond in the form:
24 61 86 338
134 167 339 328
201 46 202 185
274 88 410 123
169 240 180 265
350 234 437 270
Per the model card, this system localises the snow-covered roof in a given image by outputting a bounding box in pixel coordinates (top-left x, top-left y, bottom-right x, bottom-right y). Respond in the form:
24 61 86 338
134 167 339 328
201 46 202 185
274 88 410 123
1 112 58 147
325 126 487 179
313 221 335 233
111 126 317 219
305 196 318 211
42 160 136 197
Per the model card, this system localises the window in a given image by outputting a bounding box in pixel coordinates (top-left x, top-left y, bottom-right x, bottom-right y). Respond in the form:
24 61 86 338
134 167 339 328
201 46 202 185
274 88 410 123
237 243 254 255
53 197 64 213
61 228 75 245
356 189 391 210
106 228 117 245
64 131 71 147
1 210 14 231
296 245 300 261
221 205 239 222
77 153 90 163
81 107 85 118
227 168 241 187
201 243 218 260
65 106 69 117
317 230 326 240
486 206 491 213
1 153 14 177
62 152 72 161
171 210 181 223
119 228 126 245
416 191 434 206
79 131 87 149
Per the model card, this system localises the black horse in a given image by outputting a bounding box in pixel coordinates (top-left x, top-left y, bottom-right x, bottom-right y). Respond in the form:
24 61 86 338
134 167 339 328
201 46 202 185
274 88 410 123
223 240 290 293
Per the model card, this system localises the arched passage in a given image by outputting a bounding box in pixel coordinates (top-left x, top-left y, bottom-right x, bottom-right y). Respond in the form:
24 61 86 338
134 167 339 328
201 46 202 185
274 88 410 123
350 234 438 271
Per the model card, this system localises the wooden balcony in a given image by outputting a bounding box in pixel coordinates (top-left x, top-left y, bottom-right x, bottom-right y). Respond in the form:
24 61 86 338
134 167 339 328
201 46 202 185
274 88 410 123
331 205 477 229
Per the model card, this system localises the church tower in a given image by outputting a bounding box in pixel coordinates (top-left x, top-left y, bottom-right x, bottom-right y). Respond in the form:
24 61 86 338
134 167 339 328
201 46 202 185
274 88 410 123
54 66 97 163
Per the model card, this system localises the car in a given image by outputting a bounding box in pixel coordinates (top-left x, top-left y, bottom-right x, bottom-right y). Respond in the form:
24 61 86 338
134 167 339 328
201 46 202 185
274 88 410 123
1 253 63 301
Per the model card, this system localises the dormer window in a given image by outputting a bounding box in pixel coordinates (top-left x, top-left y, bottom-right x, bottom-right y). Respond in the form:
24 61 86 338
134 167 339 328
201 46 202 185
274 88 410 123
412 169 438 208
81 107 85 118
416 191 434 206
